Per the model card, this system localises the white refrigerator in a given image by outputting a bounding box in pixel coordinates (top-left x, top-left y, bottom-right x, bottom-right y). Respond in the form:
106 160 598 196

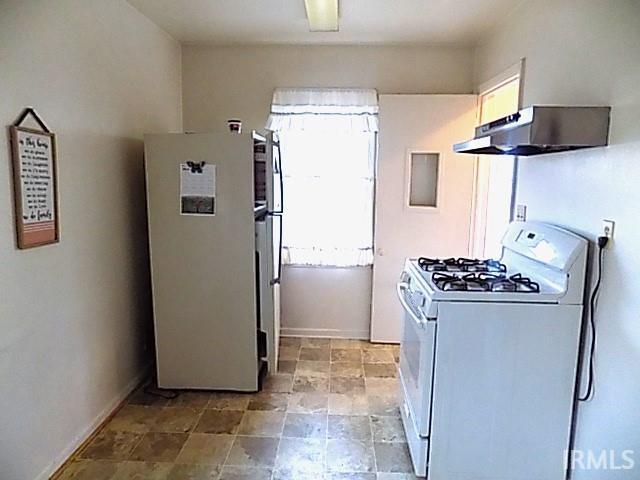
144 131 281 391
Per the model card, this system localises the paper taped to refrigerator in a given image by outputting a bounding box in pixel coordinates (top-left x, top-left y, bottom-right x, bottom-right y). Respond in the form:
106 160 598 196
180 162 216 215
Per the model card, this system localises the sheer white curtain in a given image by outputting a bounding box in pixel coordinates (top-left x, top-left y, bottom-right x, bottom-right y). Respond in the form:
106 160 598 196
267 88 378 132
267 88 378 267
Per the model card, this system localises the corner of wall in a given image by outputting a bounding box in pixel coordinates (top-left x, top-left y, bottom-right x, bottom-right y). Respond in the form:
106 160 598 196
177 43 184 132
471 44 482 93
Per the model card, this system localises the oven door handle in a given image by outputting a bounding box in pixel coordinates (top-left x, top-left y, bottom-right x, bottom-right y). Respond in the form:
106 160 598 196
396 282 427 328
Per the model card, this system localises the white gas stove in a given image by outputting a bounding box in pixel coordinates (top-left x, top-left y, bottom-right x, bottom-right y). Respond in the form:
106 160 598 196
397 221 588 480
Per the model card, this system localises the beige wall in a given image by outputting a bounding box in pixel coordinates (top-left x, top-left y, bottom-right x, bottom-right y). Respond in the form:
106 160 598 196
182 44 474 132
281 266 373 339
475 0 640 476
182 44 475 337
0 1 182 479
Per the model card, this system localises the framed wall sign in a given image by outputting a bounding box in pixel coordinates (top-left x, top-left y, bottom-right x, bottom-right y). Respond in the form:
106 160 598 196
10 108 60 249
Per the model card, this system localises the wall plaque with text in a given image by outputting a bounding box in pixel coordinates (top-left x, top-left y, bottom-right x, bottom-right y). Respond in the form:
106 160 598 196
10 110 59 249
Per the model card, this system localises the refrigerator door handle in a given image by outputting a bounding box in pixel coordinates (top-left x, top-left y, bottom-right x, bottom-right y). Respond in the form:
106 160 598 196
270 142 284 215
270 212 283 285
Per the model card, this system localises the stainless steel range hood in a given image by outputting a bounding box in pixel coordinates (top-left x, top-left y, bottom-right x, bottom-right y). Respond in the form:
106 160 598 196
453 106 611 156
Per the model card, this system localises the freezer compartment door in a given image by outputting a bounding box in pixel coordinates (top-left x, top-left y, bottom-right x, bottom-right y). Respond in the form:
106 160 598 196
271 137 283 214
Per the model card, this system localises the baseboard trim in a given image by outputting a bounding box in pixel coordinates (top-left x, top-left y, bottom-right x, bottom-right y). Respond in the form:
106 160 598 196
41 364 151 480
280 327 370 340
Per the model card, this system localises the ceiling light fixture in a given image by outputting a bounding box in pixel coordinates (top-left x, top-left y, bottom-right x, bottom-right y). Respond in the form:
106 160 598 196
304 0 339 32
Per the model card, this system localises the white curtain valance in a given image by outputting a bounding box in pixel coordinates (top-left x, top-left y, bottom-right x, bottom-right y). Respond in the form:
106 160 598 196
266 88 379 132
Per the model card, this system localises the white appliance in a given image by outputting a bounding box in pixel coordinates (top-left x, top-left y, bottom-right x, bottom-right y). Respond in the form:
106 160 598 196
254 133 283 373
397 221 587 479
144 131 282 390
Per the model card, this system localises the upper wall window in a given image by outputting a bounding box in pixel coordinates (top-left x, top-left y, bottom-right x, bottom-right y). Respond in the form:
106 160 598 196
408 152 439 208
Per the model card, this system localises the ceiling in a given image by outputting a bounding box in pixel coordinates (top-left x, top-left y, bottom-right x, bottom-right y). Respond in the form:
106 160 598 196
128 0 524 46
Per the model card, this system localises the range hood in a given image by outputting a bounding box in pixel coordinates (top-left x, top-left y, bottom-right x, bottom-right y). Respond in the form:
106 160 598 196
453 106 611 156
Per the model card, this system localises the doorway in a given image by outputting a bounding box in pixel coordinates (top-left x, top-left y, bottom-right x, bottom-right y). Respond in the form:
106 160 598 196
470 61 523 259
370 94 478 343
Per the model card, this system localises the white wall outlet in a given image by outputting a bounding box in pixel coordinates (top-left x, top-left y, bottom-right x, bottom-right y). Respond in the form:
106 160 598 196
515 204 527 222
602 220 615 243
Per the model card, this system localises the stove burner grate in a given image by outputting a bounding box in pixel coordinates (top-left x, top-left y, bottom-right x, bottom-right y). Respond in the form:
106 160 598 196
508 273 541 293
431 271 540 293
418 257 507 273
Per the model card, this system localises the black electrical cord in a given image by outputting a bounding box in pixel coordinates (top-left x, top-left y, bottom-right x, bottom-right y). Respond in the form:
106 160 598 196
144 383 179 399
142 372 180 400
578 236 608 402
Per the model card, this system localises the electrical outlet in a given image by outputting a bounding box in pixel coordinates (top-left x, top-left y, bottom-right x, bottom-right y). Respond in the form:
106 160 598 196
602 220 615 244
515 204 527 222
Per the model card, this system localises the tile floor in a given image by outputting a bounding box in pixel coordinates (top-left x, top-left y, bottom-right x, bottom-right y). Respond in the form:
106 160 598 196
56 337 417 480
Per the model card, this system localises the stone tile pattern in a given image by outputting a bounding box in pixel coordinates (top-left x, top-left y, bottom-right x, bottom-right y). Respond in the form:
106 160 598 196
56 338 417 480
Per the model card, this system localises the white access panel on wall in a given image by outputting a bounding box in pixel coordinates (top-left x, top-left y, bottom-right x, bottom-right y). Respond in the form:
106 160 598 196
371 95 478 343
